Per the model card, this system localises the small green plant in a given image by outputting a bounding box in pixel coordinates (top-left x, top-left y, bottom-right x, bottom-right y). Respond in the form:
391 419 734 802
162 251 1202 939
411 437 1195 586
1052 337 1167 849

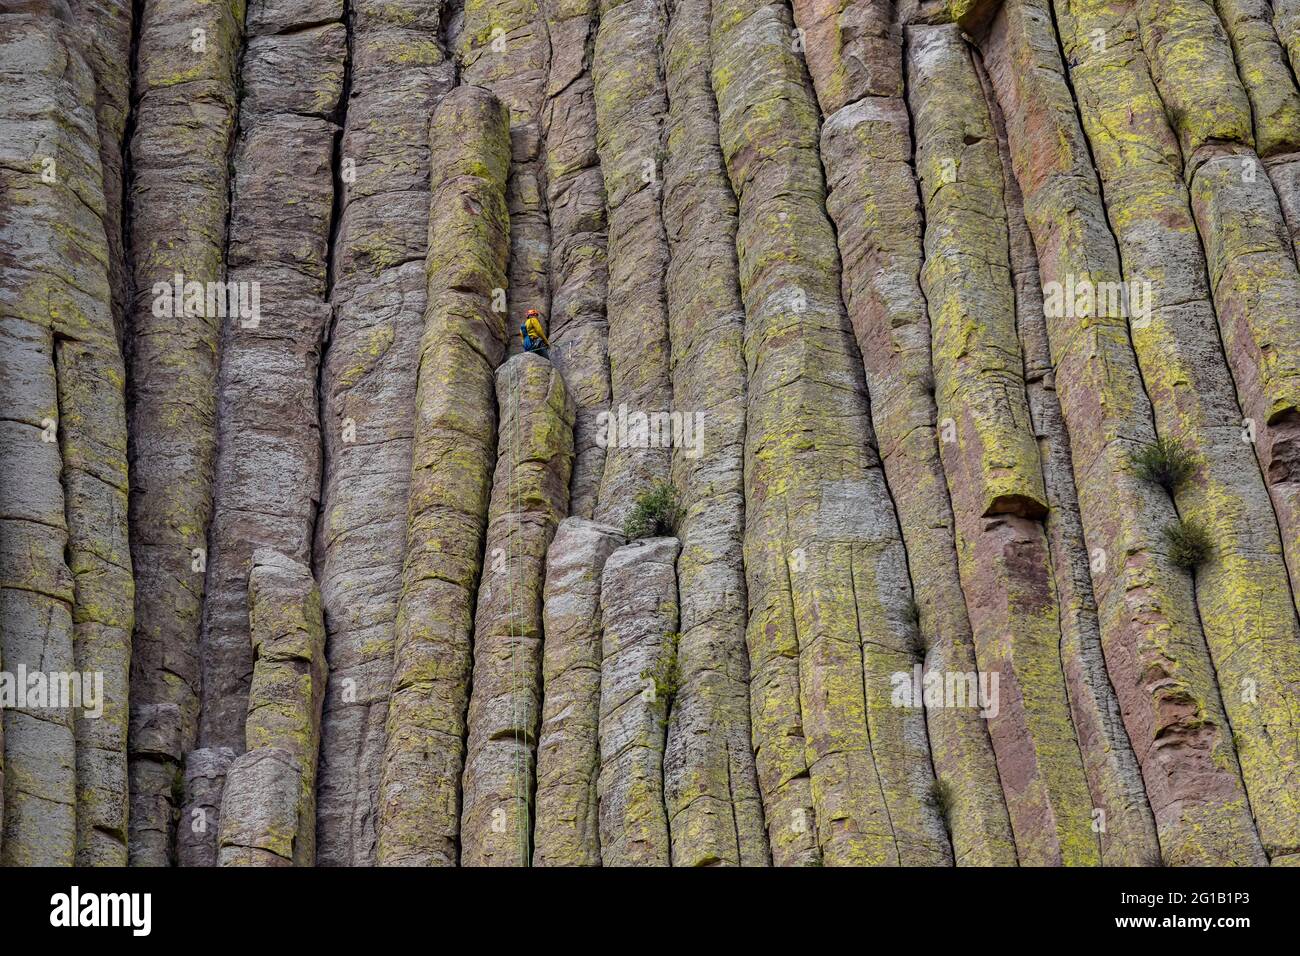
1164 518 1214 570
903 599 925 660
1133 437 1197 494
623 481 682 540
927 778 955 832
641 631 681 715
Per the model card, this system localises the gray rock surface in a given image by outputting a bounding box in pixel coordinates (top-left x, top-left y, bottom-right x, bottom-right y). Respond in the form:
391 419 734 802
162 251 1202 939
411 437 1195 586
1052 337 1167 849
533 517 624 866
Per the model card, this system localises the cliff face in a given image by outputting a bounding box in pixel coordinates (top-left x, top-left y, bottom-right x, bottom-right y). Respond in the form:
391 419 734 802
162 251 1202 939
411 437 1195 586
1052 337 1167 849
2 0 1300 866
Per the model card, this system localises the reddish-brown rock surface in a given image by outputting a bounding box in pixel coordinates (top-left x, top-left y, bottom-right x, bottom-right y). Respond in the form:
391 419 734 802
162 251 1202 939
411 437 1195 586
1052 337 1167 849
4 0 1300 870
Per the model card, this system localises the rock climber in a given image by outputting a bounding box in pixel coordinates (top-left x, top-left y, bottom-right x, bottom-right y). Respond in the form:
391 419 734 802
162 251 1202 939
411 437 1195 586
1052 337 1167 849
520 308 551 360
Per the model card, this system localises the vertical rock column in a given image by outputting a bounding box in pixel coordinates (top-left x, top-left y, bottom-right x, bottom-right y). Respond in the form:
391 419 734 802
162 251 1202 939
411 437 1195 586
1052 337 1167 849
802 0 1014 866
1138 0 1300 612
218 551 327 866
200 1 345 754
176 746 235 867
909 22 1098 866
661 0 769 867
71 0 132 348
542 0 612 518
59 5 136 868
315 0 454 866
598 537 680 865
983 20 1158 865
1136 0 1300 861
1276 0 1300 80
591 0 675 526
1213 0 1300 255
125 0 244 866
0 2 106 867
533 518 624 864
461 353 575 865
979 0 1265 864
377 86 512 866
457 0 553 333
712 0 933 866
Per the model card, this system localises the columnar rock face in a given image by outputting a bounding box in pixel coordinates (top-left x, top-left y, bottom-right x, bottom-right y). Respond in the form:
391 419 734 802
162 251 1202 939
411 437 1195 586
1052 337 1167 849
712 0 944 866
218 551 327 867
176 746 235 867
72 0 132 350
1133 0 1300 863
1139 5 1300 632
598 537 680 866
910 22 1097 866
661 0 769 868
979 0 1265 865
460 353 575 865
1058 0 1300 866
591 0 675 527
533 518 624 865
125 0 244 867
804 0 1014 866
543 0 612 518
0 2 112 867
17 0 1300 872
54 5 136 868
983 31 1159 866
457 0 553 337
199 0 344 756
378 86 513 867
1278 1 1300 78
315 0 455 867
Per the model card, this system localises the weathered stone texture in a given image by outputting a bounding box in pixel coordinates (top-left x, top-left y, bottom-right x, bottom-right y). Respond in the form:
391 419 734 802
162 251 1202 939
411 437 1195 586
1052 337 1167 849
592 0 675 527
377 86 512 866
713 0 941 866
460 354 575 865
176 746 235 867
216 551 326 867
662 0 769 868
543 0 611 519
217 748 300 867
125 0 245 866
316 0 455 867
533 518 624 866
1133 0 1300 860
979 0 1266 865
910 22 1097 867
0 3 108 867
457 0 553 333
199 2 344 757
982 22 1159 865
598 537 680 866
809 1 1014 866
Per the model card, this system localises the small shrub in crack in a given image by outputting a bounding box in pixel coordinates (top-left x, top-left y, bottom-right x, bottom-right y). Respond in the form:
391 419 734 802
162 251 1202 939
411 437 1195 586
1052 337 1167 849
1133 437 1197 494
928 778 955 833
624 481 683 540
641 631 681 723
904 598 925 660
1164 518 1214 570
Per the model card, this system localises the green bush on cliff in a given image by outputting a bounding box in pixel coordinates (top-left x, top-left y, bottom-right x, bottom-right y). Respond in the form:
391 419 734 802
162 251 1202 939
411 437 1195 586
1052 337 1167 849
1164 518 1214 570
928 779 955 832
1133 437 1197 494
624 482 682 540
641 631 681 713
